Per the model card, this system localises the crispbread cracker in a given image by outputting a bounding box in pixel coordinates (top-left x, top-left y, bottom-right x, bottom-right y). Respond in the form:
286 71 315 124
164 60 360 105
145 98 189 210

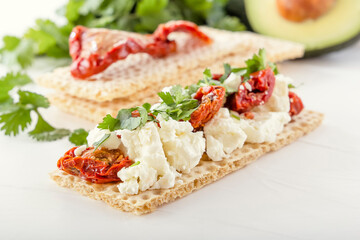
49 39 305 124
37 27 304 102
50 110 323 215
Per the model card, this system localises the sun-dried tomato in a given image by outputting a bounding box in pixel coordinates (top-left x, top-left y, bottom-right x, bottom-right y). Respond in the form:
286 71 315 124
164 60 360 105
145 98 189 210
57 147 133 183
69 21 211 79
190 85 226 130
289 91 304 116
227 68 275 113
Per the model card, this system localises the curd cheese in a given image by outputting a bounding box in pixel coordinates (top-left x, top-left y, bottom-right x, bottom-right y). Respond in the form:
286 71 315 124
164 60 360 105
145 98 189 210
253 74 291 113
116 122 178 194
223 72 242 91
74 145 87 156
238 112 291 143
87 127 121 150
158 116 205 173
117 164 157 195
204 108 247 161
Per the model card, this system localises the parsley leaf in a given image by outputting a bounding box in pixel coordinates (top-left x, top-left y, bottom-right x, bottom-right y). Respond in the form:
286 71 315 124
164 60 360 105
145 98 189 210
0 106 31 136
237 48 279 82
0 77 71 141
117 108 142 130
153 85 199 121
97 114 119 131
0 37 35 69
0 72 32 103
219 63 231 83
29 112 71 141
97 106 149 131
18 90 50 108
25 19 70 58
288 83 296 89
69 128 89 146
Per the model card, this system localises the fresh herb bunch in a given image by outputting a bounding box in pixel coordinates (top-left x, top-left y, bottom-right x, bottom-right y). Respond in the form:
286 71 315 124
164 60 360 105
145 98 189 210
153 85 199 121
97 104 151 131
97 84 199 133
0 72 88 144
0 0 245 69
187 48 279 96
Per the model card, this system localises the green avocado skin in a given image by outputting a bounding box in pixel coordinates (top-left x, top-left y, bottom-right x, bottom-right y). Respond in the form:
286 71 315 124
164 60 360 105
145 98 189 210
226 0 360 58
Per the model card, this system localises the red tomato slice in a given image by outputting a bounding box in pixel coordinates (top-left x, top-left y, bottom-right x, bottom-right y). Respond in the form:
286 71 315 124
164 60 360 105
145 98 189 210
190 85 226 130
57 147 133 184
289 91 304 116
227 68 275 113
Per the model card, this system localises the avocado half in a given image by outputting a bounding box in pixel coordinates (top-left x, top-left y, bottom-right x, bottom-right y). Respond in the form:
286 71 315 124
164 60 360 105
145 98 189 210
227 0 360 57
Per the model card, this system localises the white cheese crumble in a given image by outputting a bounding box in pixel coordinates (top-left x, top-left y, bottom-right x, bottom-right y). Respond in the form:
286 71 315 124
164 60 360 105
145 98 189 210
87 127 121 150
244 81 252 91
74 145 87 156
239 112 291 143
116 122 178 194
117 164 157 195
204 108 247 161
158 116 205 173
253 74 291 113
223 72 242 91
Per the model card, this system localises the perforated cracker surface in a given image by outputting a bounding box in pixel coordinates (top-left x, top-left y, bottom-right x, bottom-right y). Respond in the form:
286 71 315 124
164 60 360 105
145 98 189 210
37 28 304 102
50 110 323 215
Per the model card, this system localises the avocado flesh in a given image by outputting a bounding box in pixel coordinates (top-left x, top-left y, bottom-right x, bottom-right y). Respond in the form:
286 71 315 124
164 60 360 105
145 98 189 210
244 0 360 52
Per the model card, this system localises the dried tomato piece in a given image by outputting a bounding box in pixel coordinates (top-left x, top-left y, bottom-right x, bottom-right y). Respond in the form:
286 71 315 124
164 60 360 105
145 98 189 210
227 68 275 113
57 147 133 183
211 73 224 80
289 91 304 116
69 26 151 79
69 21 211 79
190 85 226 130
152 20 211 43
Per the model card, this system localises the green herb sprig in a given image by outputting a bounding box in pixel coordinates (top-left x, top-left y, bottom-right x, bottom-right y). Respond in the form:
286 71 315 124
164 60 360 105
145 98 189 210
0 72 89 144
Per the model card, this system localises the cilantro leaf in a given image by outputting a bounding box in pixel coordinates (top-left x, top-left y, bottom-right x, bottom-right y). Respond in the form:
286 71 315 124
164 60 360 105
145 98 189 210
25 19 70 58
69 128 89 146
2 36 21 51
153 85 199 121
136 0 168 16
241 48 279 82
117 108 142 130
158 91 175 105
206 1 246 31
288 83 296 89
142 102 152 112
29 128 71 141
0 106 31 136
18 90 50 108
97 114 119 131
0 72 32 103
219 63 231 83
0 37 35 69
98 106 149 132
28 113 70 141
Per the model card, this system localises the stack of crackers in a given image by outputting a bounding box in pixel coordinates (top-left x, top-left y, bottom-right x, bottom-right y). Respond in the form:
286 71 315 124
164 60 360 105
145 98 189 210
36 27 305 123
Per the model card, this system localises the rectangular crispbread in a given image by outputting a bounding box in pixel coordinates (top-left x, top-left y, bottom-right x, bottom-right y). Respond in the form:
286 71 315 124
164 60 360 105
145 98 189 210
48 40 305 124
37 27 304 103
50 110 323 215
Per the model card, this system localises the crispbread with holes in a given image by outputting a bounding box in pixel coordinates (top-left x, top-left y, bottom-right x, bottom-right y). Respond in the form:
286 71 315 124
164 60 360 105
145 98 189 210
48 41 305 124
50 110 323 215
37 27 304 103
